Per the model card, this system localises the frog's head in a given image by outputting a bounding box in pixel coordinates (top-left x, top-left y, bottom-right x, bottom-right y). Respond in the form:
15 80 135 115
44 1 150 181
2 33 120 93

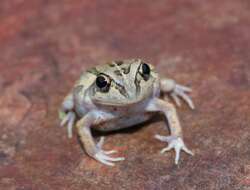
90 59 159 107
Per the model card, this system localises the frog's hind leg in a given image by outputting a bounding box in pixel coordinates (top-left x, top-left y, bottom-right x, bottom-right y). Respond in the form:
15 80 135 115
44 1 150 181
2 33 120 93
160 78 195 109
59 93 76 138
60 111 76 138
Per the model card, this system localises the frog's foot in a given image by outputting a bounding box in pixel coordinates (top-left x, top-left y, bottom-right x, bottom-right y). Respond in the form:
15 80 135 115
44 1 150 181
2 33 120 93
155 134 193 164
94 137 125 166
170 84 195 110
60 111 76 138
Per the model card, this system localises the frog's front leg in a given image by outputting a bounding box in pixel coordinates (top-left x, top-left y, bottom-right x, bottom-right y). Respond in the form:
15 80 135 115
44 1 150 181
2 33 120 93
160 78 194 109
146 98 193 164
76 112 125 166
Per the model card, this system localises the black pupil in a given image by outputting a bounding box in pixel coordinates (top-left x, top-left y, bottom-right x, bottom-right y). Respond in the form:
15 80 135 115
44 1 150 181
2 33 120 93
142 63 150 75
96 75 108 88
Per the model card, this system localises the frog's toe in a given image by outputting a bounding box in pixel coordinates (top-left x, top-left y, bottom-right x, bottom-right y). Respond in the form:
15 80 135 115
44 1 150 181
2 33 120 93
155 134 194 164
171 84 195 109
170 93 182 107
103 150 118 154
60 111 76 138
94 151 125 166
95 136 125 166
60 112 70 127
97 137 118 154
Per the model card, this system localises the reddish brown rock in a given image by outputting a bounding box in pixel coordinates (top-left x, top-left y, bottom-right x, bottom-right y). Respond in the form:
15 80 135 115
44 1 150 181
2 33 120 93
0 0 249 189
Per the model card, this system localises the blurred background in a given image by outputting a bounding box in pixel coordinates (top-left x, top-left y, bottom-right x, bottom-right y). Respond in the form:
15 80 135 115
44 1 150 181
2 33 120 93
0 0 249 189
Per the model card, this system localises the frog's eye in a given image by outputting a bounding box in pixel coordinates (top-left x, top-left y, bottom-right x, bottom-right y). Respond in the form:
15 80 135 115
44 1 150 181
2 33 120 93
95 74 111 92
140 63 151 81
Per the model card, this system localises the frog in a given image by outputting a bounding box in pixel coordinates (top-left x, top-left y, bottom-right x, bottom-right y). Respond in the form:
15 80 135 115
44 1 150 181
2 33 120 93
59 59 195 166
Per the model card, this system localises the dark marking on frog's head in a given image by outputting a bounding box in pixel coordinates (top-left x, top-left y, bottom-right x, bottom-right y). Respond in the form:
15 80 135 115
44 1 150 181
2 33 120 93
108 63 116 67
121 64 131 75
87 67 100 76
114 70 122 76
114 60 124 66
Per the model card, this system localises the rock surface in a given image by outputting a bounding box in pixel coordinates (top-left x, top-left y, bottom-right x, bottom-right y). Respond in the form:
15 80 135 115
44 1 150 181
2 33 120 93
0 0 249 189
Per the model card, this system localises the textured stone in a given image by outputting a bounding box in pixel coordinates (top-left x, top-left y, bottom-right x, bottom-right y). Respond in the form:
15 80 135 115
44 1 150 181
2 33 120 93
0 0 250 189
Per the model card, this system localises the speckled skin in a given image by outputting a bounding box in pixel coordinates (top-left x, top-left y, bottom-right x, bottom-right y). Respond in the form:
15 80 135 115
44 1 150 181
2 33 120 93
59 59 195 166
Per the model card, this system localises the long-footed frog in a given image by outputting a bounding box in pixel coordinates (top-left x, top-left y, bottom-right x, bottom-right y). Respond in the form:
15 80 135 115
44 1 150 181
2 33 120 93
59 59 195 166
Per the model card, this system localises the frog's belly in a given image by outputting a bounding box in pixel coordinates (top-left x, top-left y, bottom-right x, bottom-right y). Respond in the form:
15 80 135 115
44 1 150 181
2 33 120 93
92 113 154 132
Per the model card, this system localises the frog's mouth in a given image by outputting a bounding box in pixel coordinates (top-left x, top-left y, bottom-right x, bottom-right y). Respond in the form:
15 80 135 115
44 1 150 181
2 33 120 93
92 98 147 107
92 90 154 107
